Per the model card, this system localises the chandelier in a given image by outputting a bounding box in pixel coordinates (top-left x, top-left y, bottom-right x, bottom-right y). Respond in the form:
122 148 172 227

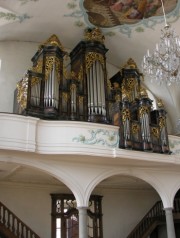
142 0 180 86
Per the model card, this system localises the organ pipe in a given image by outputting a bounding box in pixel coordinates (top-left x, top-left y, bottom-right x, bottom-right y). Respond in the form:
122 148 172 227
86 60 106 117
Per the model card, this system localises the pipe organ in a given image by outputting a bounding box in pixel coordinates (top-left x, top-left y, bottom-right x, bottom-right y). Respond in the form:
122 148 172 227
14 28 170 154
110 58 170 153
69 28 109 123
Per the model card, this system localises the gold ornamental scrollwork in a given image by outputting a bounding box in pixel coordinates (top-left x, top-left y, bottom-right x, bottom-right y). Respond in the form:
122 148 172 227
77 66 83 81
62 92 68 102
115 93 121 102
39 34 64 51
84 28 105 44
139 106 149 118
126 78 137 91
17 76 28 109
151 127 160 138
131 123 139 134
70 84 77 91
122 109 130 123
31 76 40 87
79 96 84 105
159 116 166 129
45 56 61 81
32 59 43 74
85 52 105 72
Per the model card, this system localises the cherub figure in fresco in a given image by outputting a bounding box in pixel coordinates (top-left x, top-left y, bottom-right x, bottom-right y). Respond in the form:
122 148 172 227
110 0 134 12
110 0 150 19
110 0 162 19
145 0 161 18
83 0 176 27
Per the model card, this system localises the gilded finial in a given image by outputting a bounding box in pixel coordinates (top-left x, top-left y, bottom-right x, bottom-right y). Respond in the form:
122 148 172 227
157 98 164 108
124 58 137 69
39 34 64 51
84 27 105 44
140 86 148 98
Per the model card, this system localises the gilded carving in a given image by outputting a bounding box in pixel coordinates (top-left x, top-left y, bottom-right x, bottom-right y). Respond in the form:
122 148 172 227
157 98 164 108
122 78 137 99
39 34 64 51
31 76 40 86
131 123 139 134
17 76 28 109
122 109 130 123
123 58 137 69
115 94 121 102
77 66 83 81
70 84 77 91
122 84 130 101
85 52 104 71
84 27 105 44
140 86 148 98
32 59 43 73
45 56 61 81
159 116 166 129
151 127 160 138
62 92 68 102
139 106 149 117
79 96 84 105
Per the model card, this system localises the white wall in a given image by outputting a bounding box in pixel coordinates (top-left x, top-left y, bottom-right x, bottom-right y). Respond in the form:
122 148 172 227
0 183 160 238
0 182 71 238
101 189 160 238
0 41 119 114
0 41 38 113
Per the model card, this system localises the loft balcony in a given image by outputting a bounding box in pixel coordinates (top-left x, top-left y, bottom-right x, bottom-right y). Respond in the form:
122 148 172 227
0 112 179 165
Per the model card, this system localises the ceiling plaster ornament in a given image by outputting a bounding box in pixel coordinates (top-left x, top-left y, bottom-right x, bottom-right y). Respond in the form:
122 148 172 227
19 0 39 5
0 7 31 24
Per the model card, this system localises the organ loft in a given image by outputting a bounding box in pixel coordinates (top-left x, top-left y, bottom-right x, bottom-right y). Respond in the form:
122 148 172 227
14 27 170 154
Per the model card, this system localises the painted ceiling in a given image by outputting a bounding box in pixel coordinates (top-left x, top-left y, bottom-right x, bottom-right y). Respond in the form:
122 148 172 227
0 0 180 134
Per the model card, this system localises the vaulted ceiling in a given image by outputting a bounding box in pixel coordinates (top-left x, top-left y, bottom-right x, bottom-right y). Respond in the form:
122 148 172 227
0 0 180 134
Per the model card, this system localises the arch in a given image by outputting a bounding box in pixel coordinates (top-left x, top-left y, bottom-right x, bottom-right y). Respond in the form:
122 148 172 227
168 180 180 207
83 168 171 208
0 154 85 207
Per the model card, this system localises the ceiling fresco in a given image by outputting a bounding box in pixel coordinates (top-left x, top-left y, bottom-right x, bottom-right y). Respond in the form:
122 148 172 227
82 0 177 27
65 0 180 37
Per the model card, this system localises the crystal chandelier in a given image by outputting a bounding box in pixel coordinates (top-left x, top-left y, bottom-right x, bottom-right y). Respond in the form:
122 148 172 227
142 0 180 86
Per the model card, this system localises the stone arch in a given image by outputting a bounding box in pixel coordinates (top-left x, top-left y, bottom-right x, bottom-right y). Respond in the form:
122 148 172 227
83 168 170 208
168 181 180 207
0 154 85 206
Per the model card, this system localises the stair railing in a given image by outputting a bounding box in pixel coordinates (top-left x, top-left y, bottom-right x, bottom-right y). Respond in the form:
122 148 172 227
127 198 180 238
0 201 40 238
127 201 165 238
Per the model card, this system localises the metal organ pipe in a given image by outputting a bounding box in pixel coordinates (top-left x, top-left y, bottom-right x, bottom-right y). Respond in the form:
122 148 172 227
71 84 76 113
97 61 101 114
93 62 97 114
140 113 151 142
31 79 40 107
89 66 93 114
99 63 105 116
87 60 106 117
44 62 59 109
87 70 91 115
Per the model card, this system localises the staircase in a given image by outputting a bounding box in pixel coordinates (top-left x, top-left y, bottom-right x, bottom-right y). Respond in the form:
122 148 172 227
127 198 180 238
0 201 40 238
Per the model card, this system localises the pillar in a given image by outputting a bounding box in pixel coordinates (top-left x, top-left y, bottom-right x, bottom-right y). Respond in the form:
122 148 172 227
164 207 176 238
78 206 88 238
